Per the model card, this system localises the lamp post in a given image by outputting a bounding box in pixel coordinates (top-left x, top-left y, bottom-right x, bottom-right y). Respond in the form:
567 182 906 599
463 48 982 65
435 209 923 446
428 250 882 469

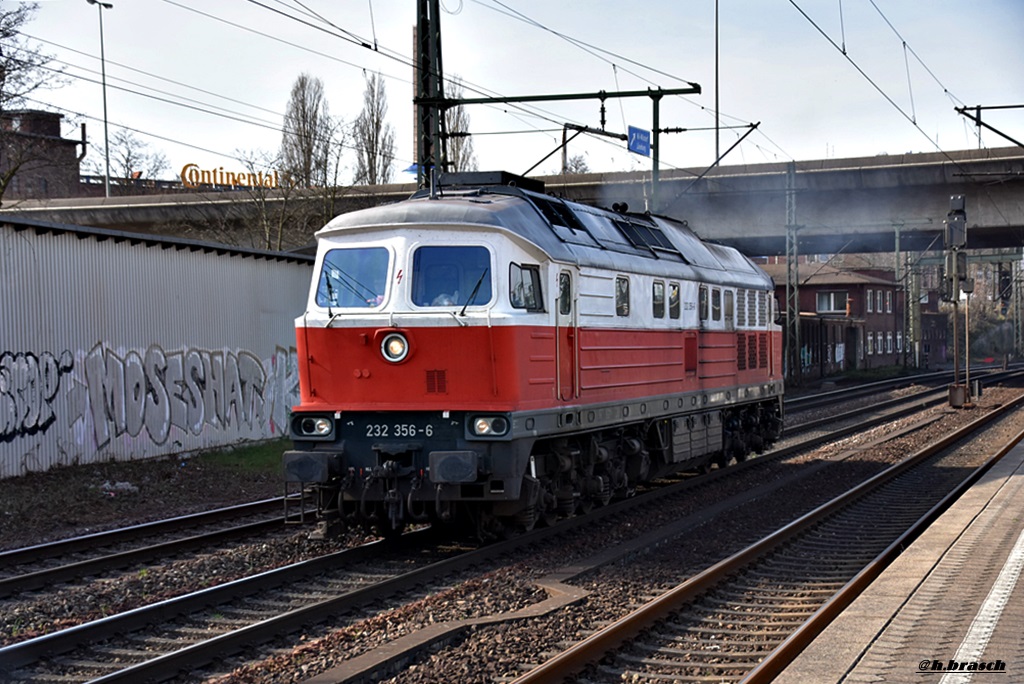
87 0 113 198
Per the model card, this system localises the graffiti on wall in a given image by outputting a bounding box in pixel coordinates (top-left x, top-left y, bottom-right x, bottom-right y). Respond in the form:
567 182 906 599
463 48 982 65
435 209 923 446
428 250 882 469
1 343 300 473
0 351 75 443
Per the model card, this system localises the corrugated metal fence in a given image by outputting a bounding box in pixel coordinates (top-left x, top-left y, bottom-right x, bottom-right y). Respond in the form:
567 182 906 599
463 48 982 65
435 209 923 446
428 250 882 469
0 217 314 478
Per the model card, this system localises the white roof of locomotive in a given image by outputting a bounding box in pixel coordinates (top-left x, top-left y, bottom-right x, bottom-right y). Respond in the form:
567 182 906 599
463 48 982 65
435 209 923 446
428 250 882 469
318 186 774 291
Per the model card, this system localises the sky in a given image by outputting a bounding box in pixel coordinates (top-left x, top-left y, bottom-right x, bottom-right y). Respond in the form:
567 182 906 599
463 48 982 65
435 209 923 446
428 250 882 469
17 0 1024 184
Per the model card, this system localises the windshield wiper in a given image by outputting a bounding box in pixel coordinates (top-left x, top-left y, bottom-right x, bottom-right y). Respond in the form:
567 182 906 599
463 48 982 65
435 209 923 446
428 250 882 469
460 268 489 316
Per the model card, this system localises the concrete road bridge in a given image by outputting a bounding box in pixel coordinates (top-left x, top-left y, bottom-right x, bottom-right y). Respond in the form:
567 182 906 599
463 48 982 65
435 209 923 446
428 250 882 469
5 146 1022 256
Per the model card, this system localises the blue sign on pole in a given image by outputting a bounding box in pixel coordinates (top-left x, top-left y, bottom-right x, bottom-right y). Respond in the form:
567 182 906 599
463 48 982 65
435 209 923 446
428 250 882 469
627 126 651 157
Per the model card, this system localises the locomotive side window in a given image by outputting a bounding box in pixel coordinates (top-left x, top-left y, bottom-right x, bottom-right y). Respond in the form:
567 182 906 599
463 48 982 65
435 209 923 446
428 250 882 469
316 246 390 308
712 288 722 322
724 290 734 327
699 285 709 321
510 263 543 311
615 276 630 317
412 246 492 307
652 280 665 318
669 282 680 319
558 272 572 315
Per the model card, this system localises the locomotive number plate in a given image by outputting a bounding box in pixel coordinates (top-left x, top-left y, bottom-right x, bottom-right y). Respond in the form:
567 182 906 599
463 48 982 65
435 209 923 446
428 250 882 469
364 422 435 438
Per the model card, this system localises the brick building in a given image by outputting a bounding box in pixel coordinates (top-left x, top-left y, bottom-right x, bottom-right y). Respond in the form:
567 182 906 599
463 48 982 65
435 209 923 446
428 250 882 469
760 261 943 381
0 109 84 201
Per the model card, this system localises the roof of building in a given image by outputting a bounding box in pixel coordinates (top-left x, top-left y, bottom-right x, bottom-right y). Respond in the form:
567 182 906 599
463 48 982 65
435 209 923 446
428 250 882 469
0 213 314 264
760 262 896 287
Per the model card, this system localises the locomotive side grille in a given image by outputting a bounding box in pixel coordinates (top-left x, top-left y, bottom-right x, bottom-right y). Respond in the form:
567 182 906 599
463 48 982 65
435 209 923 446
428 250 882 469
748 333 758 369
737 334 747 371
758 333 768 368
736 289 747 327
426 369 448 393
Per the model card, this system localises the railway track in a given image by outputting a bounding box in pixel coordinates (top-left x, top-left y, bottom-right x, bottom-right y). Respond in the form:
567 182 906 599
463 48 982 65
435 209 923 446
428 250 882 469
0 529 474 683
3 381 1020 682
0 497 304 599
511 389 1024 683
783 365 1013 414
782 368 1023 437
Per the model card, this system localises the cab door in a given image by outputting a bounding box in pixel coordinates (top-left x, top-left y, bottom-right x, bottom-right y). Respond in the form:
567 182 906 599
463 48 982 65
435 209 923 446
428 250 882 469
556 271 577 401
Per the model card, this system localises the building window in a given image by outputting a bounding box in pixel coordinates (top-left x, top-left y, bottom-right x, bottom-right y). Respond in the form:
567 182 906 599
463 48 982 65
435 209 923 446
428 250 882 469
886 332 893 353
897 331 903 352
867 332 874 355
867 289 874 313
885 290 893 313
615 276 630 317
876 290 883 313
652 280 665 318
816 291 848 314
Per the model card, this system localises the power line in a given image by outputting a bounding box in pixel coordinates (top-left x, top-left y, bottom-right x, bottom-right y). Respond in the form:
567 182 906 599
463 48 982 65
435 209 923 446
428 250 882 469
470 0 791 164
7 42 286 133
162 0 564 141
22 32 286 120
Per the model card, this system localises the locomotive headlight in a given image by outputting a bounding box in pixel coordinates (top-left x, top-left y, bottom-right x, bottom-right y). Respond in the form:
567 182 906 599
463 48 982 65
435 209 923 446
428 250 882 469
472 416 509 436
301 417 332 436
381 333 409 363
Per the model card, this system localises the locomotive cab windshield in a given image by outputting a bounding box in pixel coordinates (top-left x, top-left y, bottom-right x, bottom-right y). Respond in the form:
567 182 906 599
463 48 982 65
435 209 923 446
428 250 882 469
411 245 492 308
314 242 496 312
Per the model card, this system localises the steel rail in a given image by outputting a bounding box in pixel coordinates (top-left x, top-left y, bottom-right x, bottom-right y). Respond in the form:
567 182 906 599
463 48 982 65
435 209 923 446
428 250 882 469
510 391 1024 684
0 516 289 598
2 384 996 680
0 530 435 673
743 419 1024 683
0 496 291 565
783 366 1019 412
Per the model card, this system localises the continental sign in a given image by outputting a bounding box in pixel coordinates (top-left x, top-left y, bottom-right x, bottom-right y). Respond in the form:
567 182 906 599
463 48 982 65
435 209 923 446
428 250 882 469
180 163 282 189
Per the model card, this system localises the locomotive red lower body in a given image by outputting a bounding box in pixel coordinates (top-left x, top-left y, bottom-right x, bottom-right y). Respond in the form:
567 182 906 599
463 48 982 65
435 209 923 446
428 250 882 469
284 323 784 537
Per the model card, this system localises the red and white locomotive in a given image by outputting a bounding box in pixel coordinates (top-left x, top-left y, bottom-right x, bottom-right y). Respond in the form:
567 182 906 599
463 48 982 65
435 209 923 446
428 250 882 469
284 174 784 537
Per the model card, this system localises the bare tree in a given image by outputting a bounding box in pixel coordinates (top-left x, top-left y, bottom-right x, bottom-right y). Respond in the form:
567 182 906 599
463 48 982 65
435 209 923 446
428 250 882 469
0 4 60 111
564 153 590 174
88 129 169 187
444 76 477 173
0 3 68 203
353 72 395 185
280 74 334 188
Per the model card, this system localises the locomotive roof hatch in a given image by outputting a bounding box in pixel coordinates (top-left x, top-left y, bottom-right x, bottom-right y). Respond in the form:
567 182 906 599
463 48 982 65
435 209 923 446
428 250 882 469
434 170 545 194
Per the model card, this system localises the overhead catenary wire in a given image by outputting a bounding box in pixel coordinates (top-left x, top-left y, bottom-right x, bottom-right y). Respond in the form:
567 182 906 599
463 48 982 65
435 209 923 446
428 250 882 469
164 0 587 147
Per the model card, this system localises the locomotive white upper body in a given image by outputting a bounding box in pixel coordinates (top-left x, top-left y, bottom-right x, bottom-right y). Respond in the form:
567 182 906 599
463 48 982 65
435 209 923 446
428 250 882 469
285 179 783 536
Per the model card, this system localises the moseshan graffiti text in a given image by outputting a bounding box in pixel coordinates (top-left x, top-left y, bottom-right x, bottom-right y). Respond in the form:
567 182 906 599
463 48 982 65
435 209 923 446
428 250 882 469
1 343 300 476
85 344 271 448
